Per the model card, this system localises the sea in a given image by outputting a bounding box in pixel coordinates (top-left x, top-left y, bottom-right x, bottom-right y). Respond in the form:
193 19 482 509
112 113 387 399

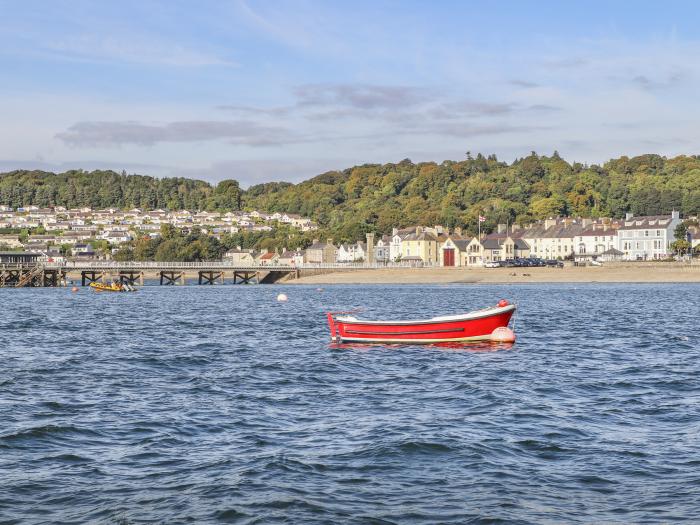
1 283 699 524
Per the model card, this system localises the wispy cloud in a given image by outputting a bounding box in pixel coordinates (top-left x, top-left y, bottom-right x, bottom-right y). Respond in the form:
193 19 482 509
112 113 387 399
56 120 296 147
294 83 432 109
542 57 590 69
510 79 540 88
630 71 684 91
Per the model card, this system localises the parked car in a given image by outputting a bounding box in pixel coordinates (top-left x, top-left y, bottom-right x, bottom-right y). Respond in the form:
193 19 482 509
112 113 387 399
545 259 564 268
484 261 500 268
529 257 547 267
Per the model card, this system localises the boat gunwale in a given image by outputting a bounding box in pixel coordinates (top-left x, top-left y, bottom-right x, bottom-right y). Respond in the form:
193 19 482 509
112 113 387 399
333 304 515 326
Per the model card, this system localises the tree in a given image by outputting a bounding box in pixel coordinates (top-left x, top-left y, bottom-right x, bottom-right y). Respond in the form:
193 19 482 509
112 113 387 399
675 222 689 241
671 239 691 256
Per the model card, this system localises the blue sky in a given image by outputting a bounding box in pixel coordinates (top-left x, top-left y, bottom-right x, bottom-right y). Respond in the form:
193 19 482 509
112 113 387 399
1 0 698 186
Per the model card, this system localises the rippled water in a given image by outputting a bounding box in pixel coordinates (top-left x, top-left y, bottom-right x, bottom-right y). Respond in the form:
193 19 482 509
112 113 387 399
1 283 699 524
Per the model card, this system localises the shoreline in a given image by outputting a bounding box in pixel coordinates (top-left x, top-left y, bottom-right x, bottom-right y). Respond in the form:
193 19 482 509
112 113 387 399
284 264 700 285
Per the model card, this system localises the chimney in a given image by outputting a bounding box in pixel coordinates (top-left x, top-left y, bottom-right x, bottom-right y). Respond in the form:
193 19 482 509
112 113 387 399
327 238 333 246
511 224 521 232
672 210 680 219
313 238 319 244
582 218 592 227
497 223 506 234
392 227 398 236
544 218 557 229
625 212 633 220
416 226 423 235
455 226 463 236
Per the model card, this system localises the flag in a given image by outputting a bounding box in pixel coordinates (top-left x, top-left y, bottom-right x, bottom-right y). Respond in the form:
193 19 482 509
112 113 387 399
478 215 486 222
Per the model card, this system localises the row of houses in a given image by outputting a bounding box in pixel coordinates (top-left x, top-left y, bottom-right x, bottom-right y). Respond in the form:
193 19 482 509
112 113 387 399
0 206 317 234
239 211 692 267
0 205 319 256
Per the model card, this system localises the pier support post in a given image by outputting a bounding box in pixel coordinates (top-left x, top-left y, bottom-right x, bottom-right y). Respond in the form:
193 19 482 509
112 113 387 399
81 271 101 286
160 271 185 286
198 271 223 285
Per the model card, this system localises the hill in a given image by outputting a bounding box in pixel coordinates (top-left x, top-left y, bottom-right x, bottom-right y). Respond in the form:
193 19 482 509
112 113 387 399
0 169 241 211
2 153 699 243
243 153 700 241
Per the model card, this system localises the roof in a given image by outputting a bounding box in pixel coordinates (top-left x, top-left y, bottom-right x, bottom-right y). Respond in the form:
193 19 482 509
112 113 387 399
521 222 585 239
481 238 502 250
404 231 438 242
0 251 39 256
579 228 616 236
259 252 277 260
618 215 674 230
308 242 334 250
452 239 471 251
602 247 624 255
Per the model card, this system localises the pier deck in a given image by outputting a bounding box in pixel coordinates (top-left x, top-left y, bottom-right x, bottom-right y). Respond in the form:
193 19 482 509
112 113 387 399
0 261 399 287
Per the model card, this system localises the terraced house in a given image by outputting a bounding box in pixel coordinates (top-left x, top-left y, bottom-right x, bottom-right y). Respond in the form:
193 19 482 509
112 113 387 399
616 211 681 260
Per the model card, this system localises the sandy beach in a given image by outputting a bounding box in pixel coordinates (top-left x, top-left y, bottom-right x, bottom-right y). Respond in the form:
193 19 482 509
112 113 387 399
287 262 700 284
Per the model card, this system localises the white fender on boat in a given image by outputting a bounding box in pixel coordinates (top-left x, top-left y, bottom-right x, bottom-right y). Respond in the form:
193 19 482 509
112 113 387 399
277 293 288 302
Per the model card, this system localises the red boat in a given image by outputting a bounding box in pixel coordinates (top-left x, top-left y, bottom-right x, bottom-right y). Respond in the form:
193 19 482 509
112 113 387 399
326 300 516 345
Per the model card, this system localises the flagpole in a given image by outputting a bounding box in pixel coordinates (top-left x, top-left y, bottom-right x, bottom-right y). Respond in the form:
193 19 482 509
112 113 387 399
478 212 482 266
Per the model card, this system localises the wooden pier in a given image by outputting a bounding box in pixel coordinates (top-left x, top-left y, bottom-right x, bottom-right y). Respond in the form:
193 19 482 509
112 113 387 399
0 260 395 288
0 264 67 288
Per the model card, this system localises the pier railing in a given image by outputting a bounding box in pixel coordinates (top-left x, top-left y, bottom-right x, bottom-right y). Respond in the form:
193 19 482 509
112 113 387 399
42 261 421 271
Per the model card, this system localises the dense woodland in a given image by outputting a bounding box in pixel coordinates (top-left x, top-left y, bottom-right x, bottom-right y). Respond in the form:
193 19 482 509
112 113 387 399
2 153 700 250
0 169 242 211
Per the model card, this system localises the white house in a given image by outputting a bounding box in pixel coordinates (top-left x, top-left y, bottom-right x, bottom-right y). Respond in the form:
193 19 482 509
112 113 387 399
616 211 681 260
390 227 417 261
336 241 367 262
522 219 583 259
374 235 391 262
336 244 353 263
574 222 620 261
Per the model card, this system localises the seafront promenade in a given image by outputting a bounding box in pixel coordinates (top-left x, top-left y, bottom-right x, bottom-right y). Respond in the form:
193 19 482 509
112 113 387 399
286 261 700 285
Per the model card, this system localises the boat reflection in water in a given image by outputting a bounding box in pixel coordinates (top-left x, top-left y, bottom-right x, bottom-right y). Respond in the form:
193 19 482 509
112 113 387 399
329 340 516 353
327 300 516 346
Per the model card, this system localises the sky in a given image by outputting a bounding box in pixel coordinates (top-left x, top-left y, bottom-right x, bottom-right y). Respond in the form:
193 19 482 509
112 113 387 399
1 0 699 186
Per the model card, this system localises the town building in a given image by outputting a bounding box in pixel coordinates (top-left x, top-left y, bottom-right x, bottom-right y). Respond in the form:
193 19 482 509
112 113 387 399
616 211 681 260
401 227 439 265
306 239 336 263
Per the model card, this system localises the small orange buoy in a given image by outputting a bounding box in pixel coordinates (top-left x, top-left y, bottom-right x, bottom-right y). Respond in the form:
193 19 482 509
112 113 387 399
71 286 79 293
491 326 516 343
497 299 509 307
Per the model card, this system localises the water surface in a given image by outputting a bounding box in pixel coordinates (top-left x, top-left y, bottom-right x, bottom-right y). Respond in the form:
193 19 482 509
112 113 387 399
1 284 699 524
